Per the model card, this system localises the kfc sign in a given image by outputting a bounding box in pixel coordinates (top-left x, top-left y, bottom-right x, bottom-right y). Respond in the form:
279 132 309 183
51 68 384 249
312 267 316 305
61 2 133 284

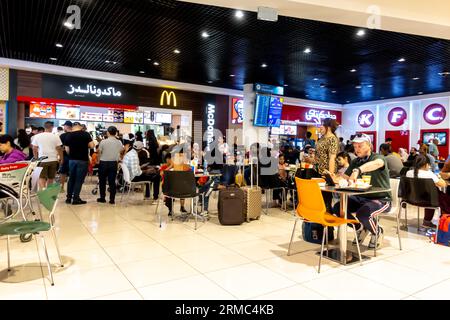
358 110 374 128
424 103 446 125
388 107 407 126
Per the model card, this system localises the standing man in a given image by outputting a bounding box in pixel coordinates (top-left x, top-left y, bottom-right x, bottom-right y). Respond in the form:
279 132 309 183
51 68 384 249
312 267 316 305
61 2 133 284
64 122 95 205
330 134 391 249
59 121 73 192
339 137 346 152
97 126 123 204
32 121 63 189
428 138 439 158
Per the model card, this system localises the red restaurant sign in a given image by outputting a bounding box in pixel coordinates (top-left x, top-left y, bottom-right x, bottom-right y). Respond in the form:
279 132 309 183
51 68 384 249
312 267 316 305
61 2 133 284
281 105 342 125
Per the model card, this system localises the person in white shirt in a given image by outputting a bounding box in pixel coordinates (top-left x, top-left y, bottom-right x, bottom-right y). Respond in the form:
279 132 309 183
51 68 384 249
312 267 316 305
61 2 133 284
32 121 63 189
406 154 448 228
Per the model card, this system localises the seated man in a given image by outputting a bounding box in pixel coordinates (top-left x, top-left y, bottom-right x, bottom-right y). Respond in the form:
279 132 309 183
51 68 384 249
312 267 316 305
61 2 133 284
122 139 160 201
379 143 403 178
329 134 392 249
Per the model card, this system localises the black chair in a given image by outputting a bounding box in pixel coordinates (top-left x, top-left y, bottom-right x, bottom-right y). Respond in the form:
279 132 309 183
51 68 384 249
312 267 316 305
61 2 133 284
399 177 440 232
155 171 205 230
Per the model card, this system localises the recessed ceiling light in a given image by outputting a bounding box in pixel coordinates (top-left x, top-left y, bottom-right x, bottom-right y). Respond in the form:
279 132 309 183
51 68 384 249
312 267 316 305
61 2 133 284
235 10 244 19
173 49 180 54
398 58 406 62
346 100 351 103
56 43 63 48
261 63 268 68
153 61 159 66
305 95 309 97
313 78 319 81
105 60 110 63
63 21 73 29
332 90 337 93
439 72 450 76
201 31 210 38
139 71 145 74
356 29 366 37
418 92 423 95
304 47 312 54
207 80 213 84
320 83 326 88
350 69 357 73
229 74 235 77
380 97 385 99
50 57 57 61
147 58 152 61
412 77 420 80
284 84 288 87
355 85 362 89
367 84 373 88
112 61 117 65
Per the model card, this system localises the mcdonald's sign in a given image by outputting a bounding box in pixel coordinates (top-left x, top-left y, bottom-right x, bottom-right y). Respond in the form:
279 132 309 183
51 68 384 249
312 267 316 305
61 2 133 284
160 90 177 107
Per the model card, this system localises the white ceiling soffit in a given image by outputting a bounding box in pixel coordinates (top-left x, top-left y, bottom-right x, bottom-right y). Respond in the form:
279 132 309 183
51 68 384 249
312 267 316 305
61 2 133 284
182 0 450 39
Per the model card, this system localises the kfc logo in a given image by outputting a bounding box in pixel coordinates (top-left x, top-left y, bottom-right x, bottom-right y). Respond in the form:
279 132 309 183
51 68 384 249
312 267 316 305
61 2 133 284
358 110 374 128
388 107 407 126
424 104 446 125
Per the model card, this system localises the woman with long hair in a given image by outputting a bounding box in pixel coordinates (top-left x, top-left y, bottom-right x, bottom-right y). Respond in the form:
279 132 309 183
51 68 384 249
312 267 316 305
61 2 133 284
146 129 160 165
14 129 31 159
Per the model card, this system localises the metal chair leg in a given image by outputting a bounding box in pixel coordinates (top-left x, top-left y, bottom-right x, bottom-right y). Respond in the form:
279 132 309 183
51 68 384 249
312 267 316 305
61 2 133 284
192 198 197 231
396 207 402 250
40 234 55 286
154 197 161 228
435 207 441 244
417 207 420 231
325 225 329 257
7 235 11 271
352 224 363 266
287 219 298 256
318 226 327 273
51 228 64 267
374 216 378 257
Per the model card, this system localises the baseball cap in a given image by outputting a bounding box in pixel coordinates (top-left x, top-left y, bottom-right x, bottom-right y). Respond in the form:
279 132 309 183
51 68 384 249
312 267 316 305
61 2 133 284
63 120 73 127
133 141 144 150
122 133 134 142
352 133 372 144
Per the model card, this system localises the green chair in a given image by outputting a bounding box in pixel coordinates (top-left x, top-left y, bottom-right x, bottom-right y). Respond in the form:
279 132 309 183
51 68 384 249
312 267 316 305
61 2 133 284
0 183 64 286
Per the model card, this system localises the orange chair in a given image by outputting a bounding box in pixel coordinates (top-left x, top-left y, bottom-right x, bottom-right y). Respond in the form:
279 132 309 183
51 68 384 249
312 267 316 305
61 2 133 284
288 178 363 272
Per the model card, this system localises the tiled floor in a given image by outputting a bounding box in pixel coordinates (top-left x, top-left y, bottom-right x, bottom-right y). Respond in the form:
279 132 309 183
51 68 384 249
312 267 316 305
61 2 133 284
1 182 449 300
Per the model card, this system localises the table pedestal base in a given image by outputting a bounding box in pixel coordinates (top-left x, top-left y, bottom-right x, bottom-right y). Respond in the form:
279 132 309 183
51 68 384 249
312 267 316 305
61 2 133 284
316 249 371 265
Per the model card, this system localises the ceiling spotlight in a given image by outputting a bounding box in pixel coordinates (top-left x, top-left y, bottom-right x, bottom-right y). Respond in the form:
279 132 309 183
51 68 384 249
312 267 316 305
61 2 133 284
398 58 406 62
367 84 373 88
356 29 366 37
56 43 63 48
284 84 288 87
201 31 210 38
112 61 117 65
147 58 152 61
207 80 213 84
173 49 180 54
261 63 268 68
305 95 310 97
413 77 420 80
355 85 362 89
139 71 145 74
332 90 337 93
350 69 357 73
380 97 385 99
153 61 159 66
235 10 244 19
105 60 110 63
229 74 235 77
418 92 424 95
313 78 319 81
346 100 351 103
304 47 312 54
50 57 57 61
439 72 450 76
320 83 326 88
63 21 73 29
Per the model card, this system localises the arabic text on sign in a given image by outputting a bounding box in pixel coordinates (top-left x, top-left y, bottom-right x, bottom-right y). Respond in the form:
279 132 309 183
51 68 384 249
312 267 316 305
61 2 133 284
304 109 337 124
67 85 122 98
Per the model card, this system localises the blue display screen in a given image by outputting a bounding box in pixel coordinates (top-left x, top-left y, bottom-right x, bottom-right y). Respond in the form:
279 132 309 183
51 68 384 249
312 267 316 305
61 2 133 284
267 96 283 127
253 94 271 127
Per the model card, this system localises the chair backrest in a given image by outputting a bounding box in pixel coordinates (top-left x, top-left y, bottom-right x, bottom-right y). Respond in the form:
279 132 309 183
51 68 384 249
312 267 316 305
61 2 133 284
163 171 197 198
295 168 320 180
389 178 400 212
120 163 132 183
37 183 61 212
294 177 327 224
399 176 439 207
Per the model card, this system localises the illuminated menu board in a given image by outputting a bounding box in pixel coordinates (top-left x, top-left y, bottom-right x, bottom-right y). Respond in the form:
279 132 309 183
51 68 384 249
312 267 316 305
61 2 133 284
81 111 103 121
56 106 80 120
102 110 114 122
29 104 56 118
113 110 124 123
124 111 144 124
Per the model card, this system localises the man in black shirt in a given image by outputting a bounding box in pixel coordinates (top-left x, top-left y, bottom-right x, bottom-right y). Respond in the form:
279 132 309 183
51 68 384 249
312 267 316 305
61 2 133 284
64 122 94 205
59 121 72 192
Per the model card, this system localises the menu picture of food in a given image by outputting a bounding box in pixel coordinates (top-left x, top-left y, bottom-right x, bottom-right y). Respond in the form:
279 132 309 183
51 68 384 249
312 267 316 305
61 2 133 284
113 110 124 123
56 106 80 120
29 104 56 118
81 112 103 121
103 110 114 122
124 112 144 124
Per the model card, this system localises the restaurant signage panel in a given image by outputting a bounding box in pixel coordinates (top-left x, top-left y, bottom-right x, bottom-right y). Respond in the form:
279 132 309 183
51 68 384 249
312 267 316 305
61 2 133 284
388 107 407 126
423 103 446 125
357 110 375 128
281 105 342 125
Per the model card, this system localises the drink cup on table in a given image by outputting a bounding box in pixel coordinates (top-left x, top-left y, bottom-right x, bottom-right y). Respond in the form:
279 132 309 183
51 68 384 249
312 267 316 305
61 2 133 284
362 175 371 185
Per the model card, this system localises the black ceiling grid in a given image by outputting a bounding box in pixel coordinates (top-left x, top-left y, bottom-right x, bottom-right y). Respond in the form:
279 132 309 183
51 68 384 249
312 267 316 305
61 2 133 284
1 0 449 103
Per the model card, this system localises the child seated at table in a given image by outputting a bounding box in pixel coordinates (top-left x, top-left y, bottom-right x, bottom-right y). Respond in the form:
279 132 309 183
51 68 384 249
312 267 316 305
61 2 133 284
336 152 351 176
160 152 189 216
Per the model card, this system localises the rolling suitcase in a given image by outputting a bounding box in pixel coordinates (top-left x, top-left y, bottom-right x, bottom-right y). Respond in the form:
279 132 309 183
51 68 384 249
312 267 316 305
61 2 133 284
218 187 245 225
243 158 262 222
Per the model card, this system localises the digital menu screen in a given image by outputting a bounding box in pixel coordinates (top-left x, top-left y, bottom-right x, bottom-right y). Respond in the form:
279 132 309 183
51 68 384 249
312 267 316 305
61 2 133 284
283 125 297 136
253 94 271 127
102 110 114 122
155 112 172 124
81 111 103 121
113 110 124 123
267 96 283 127
56 106 80 120
144 111 159 124
231 98 244 124
29 104 56 118
124 111 144 124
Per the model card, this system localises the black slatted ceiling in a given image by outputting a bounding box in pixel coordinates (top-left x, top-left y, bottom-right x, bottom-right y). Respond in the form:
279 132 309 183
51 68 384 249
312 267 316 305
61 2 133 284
1 0 449 103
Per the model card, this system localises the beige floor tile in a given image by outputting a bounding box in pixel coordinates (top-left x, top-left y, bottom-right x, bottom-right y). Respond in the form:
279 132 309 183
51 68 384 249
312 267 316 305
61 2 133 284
117 255 200 288
104 240 173 264
386 251 450 279
252 284 327 300
155 234 222 255
302 271 407 300
348 260 444 295
93 230 152 247
0 268 47 300
92 289 143 300
178 246 251 273
84 221 138 235
46 265 134 300
135 223 196 240
200 228 261 245
413 278 450 300
205 263 295 299
258 253 342 284
226 239 287 261
138 275 236 300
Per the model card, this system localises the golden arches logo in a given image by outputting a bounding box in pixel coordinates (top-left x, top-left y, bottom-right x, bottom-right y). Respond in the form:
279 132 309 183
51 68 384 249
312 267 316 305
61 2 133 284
160 90 177 107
